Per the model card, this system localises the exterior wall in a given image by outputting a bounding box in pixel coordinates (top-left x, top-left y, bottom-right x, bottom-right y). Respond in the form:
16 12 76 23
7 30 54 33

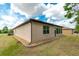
62 29 73 35
31 21 61 43
14 23 31 43
13 20 62 44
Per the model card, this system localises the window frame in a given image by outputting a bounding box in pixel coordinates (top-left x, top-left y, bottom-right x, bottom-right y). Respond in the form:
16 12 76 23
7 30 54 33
43 25 49 34
55 27 62 34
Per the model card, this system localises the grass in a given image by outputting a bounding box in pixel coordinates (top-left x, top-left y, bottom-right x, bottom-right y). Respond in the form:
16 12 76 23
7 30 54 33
0 34 24 56
0 34 79 55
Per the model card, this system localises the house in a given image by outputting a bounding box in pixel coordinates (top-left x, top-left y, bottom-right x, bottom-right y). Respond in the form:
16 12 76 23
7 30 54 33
13 19 62 46
62 27 75 35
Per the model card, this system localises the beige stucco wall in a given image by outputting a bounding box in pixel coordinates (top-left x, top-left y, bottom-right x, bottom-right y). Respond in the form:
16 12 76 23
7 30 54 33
14 23 31 43
31 21 61 43
13 21 62 44
62 29 73 35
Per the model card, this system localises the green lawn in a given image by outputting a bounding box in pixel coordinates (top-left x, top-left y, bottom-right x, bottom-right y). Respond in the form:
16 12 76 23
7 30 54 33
0 34 79 56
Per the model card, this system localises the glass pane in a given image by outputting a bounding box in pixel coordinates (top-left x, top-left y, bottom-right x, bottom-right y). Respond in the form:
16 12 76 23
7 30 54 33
46 26 49 34
43 26 49 34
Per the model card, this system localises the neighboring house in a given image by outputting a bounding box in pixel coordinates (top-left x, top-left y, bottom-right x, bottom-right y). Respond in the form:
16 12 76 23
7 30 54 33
62 27 75 35
13 19 62 46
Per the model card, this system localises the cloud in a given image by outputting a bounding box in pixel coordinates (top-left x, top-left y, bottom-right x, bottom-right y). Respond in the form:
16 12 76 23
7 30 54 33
1 14 27 29
11 3 29 18
43 3 66 19
42 3 76 29
1 15 17 28
55 19 76 29
13 3 46 17
2 15 15 22
0 3 29 29
0 3 76 29
13 3 39 16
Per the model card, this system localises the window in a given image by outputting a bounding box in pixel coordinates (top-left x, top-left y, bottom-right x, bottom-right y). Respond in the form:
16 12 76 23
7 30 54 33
56 28 59 34
43 26 49 34
55 27 62 34
60 28 62 33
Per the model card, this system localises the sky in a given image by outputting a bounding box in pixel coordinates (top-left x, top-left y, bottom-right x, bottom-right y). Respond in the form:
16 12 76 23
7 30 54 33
0 3 76 29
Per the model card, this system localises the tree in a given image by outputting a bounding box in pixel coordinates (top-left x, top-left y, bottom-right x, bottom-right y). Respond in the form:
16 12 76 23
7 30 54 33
0 30 2 33
2 26 8 33
8 29 13 35
64 3 79 32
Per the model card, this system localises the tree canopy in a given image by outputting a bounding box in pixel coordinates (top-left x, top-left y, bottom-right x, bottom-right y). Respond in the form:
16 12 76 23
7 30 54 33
0 26 13 34
2 26 8 33
64 3 79 31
